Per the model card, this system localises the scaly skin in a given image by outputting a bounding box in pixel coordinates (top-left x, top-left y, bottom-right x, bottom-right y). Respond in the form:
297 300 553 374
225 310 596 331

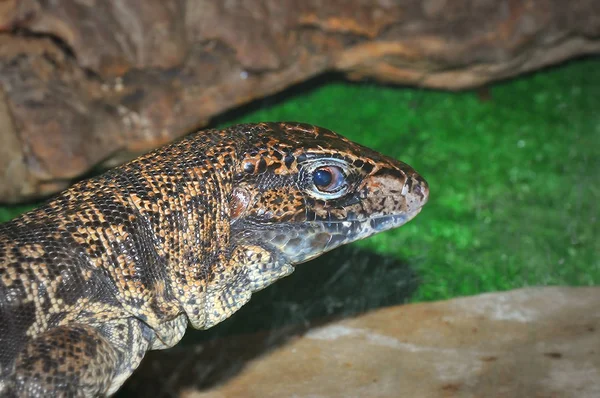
0 122 429 396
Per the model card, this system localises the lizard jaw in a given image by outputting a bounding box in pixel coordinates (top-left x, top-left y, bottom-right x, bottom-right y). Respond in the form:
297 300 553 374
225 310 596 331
266 207 425 265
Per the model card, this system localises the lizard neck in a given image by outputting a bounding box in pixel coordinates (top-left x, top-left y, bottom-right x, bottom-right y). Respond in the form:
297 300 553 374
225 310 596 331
111 129 243 330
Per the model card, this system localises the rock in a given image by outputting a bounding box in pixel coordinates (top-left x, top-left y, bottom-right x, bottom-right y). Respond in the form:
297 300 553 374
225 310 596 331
1 0 599 202
125 287 600 398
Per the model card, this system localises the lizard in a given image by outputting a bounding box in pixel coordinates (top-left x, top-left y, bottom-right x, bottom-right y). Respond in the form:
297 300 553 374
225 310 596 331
0 122 429 397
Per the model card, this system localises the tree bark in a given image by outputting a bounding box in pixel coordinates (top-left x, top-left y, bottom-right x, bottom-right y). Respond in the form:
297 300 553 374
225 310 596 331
1 0 599 202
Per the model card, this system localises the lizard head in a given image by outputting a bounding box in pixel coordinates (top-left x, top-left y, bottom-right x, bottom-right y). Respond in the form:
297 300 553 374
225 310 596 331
230 122 429 265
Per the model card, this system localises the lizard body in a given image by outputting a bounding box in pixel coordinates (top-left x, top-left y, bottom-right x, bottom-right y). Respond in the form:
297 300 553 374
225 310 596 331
0 122 428 396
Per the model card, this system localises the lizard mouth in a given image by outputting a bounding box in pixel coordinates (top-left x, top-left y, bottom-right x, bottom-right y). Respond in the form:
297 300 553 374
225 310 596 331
261 205 425 266
367 207 424 232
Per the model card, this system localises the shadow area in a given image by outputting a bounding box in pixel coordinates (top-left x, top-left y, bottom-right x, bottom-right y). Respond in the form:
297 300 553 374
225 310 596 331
118 245 418 397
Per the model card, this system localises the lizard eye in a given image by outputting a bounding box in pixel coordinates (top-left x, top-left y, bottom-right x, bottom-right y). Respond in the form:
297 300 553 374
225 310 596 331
312 166 345 193
303 158 352 199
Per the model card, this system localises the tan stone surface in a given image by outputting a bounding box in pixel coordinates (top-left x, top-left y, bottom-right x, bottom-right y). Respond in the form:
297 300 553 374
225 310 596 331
1 1 599 202
171 287 600 398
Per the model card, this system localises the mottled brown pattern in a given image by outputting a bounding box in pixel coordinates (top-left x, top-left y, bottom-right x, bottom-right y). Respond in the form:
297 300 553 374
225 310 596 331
0 122 428 396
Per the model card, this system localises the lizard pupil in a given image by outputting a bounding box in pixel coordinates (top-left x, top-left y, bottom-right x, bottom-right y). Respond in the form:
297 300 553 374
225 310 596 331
313 168 333 187
306 162 349 198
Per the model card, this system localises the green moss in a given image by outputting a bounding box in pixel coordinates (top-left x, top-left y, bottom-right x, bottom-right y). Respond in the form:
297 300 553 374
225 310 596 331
0 205 35 222
2 59 598 304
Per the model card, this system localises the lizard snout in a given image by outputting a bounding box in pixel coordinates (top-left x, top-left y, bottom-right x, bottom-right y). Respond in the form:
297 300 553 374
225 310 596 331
409 174 429 206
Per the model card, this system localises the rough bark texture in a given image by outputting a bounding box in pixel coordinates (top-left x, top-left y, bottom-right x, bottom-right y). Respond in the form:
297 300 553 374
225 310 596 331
1 0 599 202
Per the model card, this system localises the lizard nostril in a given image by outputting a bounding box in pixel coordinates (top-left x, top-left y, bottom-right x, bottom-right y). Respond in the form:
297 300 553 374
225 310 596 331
412 179 429 204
